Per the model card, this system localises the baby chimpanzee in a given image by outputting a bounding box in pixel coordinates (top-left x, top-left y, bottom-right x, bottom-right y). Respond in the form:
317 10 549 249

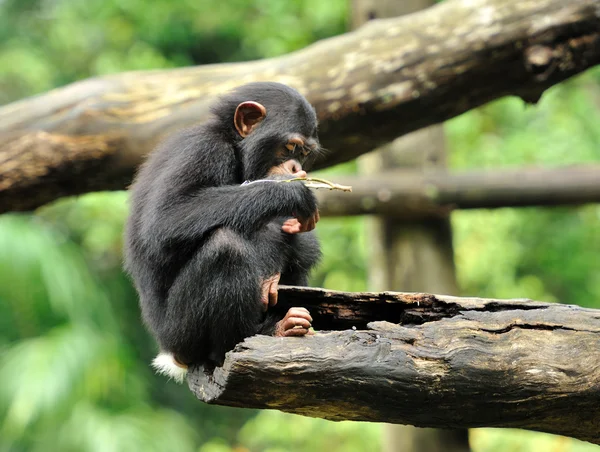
124 82 321 382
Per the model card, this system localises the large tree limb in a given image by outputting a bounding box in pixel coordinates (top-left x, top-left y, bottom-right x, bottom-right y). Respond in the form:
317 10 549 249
1 0 599 213
317 165 600 218
188 286 600 445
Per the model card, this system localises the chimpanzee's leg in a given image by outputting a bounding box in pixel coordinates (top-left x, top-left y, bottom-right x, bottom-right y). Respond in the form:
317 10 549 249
280 230 321 286
257 228 319 335
160 225 313 368
161 228 265 367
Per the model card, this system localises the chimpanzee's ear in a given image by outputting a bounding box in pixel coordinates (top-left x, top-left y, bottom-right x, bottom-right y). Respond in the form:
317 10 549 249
234 101 267 137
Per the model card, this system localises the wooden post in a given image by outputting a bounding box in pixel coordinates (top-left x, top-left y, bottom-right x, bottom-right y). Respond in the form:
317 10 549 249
351 1 470 450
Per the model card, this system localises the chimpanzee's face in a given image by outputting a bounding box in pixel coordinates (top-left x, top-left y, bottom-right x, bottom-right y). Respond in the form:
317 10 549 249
229 82 321 181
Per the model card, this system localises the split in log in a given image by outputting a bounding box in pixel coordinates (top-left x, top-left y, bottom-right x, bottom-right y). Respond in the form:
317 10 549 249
1 0 599 213
316 165 600 218
188 286 600 445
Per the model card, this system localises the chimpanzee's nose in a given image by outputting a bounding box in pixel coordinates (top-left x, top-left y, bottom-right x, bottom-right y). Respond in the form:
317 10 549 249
283 159 307 178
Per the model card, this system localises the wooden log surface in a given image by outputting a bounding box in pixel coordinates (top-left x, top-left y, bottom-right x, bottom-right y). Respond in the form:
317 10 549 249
316 165 600 218
1 0 600 213
188 286 600 445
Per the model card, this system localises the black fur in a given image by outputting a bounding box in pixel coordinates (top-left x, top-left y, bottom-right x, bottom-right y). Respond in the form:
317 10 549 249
124 82 321 368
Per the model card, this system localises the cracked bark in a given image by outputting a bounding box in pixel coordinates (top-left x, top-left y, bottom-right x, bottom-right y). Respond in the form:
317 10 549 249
188 286 600 445
1 0 599 213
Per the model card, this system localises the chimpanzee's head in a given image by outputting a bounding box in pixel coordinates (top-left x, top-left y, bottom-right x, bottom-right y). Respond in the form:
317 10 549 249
213 82 321 181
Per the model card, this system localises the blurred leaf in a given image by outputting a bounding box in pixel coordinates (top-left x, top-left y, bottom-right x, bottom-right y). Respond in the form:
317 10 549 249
471 428 600 452
238 411 381 452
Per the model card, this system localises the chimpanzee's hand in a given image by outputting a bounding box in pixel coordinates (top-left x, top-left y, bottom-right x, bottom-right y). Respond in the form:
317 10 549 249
281 182 319 234
275 307 313 337
281 213 320 234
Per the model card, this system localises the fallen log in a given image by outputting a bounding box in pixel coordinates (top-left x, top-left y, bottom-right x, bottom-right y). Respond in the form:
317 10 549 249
188 286 600 445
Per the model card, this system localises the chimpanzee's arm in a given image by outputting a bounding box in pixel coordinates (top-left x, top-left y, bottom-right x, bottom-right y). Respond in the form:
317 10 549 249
146 181 316 242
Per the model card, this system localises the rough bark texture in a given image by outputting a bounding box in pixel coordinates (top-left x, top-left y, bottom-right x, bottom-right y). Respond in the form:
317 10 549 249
188 286 600 445
1 0 599 213
317 165 600 218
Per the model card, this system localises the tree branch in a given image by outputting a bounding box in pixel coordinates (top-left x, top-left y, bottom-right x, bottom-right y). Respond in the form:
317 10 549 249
188 286 600 445
1 0 599 213
316 166 600 218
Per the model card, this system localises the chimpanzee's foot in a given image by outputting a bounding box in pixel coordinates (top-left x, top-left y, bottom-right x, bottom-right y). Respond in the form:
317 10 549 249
261 273 281 311
275 307 313 337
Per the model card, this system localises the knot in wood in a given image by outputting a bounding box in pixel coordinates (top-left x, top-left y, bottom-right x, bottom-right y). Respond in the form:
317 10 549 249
524 45 555 81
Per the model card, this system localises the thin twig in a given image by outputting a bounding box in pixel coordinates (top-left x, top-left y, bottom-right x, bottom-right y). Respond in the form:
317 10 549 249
242 177 352 192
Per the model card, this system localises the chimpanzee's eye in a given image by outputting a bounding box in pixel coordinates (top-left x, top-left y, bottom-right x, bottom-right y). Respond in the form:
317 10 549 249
274 147 288 163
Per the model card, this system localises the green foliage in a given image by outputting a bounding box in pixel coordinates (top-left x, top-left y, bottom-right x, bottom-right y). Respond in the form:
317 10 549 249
471 428 600 452
0 213 198 452
0 0 347 104
448 72 600 309
236 411 381 452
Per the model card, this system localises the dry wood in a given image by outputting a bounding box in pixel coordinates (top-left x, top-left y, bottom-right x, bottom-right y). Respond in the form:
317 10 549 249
317 166 600 218
1 0 599 213
188 286 600 445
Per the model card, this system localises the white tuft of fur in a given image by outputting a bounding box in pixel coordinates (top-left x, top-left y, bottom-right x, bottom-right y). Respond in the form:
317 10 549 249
151 353 188 383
